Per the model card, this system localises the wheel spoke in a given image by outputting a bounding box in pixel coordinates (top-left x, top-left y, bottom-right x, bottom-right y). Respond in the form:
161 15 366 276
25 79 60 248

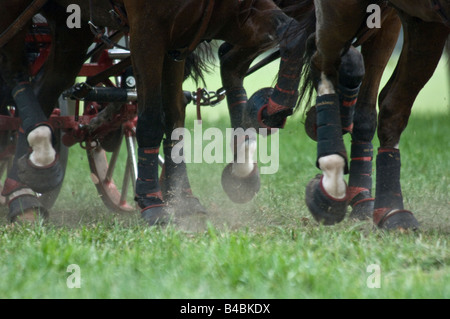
105 135 123 183
125 135 137 191
119 159 131 205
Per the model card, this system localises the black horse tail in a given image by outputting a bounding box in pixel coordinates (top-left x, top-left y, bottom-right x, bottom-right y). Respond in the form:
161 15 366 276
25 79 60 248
296 29 317 115
184 41 215 86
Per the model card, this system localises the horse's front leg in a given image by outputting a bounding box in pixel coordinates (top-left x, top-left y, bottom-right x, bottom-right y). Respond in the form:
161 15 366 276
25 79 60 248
347 9 401 220
1 14 93 222
219 44 262 203
304 1 368 225
0 11 57 222
373 15 447 230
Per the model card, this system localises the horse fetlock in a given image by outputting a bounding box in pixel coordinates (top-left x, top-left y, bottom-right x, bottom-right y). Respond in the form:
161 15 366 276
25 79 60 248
318 154 347 199
27 126 56 167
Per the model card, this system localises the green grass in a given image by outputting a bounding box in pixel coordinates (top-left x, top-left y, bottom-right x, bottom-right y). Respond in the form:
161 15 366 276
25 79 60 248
0 55 449 299
0 222 448 299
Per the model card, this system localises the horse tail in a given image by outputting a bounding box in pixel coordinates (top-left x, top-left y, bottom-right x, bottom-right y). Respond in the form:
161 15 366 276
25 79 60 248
296 27 317 115
184 41 215 86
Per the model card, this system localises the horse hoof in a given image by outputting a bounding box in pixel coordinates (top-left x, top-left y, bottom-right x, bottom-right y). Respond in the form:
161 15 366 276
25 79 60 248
221 163 260 204
349 199 374 221
17 153 64 194
246 88 287 132
141 205 171 226
376 209 420 231
8 194 48 224
305 174 348 225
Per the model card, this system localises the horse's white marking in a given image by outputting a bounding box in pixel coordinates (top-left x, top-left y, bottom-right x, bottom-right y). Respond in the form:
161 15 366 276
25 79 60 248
318 154 347 199
232 138 257 178
27 126 56 167
317 73 335 96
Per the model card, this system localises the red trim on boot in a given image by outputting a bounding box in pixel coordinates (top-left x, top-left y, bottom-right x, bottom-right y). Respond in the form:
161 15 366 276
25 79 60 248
1 178 27 196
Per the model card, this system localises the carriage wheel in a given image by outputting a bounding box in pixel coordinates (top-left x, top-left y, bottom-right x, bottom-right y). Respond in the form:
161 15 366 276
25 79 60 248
86 124 165 212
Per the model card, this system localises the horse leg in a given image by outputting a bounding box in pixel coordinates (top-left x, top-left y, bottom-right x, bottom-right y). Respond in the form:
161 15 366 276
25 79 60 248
219 44 262 203
348 10 402 220
125 5 170 226
0 4 53 222
305 0 368 225
160 57 208 216
219 2 310 203
374 16 448 230
1 13 93 222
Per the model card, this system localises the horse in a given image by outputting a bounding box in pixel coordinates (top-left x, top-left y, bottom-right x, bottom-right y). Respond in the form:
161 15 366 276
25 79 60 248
0 0 310 225
0 0 210 223
222 1 405 226
295 0 450 230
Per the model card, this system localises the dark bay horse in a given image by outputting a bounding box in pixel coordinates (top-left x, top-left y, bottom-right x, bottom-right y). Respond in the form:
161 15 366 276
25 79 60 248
243 1 449 230
222 1 404 225
298 0 449 230
0 0 309 224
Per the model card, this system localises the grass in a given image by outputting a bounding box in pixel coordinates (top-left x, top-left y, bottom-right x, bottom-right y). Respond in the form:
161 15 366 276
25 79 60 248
0 54 449 299
0 222 448 299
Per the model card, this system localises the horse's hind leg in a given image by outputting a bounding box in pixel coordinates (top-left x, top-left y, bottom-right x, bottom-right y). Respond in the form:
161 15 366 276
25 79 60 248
305 0 368 225
374 16 448 230
160 57 208 218
348 10 401 220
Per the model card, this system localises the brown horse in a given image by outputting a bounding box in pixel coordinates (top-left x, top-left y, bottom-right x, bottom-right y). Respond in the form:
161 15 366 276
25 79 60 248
299 0 449 230
226 1 404 225
0 0 309 224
